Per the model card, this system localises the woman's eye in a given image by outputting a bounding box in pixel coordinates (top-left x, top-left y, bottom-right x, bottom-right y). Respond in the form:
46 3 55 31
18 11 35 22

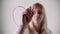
38 11 42 14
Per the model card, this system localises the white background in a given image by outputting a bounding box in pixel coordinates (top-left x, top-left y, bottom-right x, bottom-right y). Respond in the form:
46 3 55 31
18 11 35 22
0 0 60 34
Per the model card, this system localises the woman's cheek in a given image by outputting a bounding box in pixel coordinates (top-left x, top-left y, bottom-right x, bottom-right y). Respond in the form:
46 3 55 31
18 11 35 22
31 14 37 23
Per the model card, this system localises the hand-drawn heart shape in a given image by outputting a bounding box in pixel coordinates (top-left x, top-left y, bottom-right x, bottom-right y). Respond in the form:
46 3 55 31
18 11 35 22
12 6 26 27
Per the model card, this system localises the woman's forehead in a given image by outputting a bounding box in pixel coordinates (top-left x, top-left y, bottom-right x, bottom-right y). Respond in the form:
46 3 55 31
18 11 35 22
31 5 42 10
31 6 42 12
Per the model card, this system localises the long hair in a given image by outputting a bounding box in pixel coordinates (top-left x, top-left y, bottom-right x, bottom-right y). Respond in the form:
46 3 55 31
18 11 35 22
19 3 49 34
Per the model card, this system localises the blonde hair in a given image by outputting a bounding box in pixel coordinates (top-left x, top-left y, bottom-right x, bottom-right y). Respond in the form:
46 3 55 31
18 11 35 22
31 3 49 34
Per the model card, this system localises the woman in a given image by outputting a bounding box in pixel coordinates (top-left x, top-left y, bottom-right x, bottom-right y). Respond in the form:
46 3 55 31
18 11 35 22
18 3 49 34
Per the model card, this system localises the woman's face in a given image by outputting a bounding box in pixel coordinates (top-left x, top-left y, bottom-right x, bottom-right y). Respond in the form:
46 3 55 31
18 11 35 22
31 6 43 24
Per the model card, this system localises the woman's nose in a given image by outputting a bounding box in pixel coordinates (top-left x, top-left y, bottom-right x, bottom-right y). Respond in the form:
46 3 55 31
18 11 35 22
34 12 39 19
